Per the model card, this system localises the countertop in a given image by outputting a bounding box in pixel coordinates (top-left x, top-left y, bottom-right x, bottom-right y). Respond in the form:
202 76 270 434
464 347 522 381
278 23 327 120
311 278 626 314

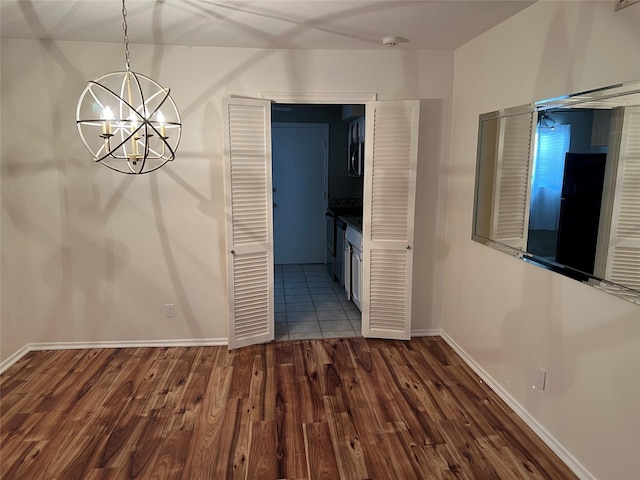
338 214 362 232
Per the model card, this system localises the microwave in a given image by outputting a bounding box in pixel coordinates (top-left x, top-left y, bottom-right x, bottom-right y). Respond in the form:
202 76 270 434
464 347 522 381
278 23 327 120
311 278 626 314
349 141 364 177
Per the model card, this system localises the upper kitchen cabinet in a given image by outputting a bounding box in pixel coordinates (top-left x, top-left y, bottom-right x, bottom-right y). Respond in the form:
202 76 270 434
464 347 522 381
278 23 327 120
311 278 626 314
342 104 365 121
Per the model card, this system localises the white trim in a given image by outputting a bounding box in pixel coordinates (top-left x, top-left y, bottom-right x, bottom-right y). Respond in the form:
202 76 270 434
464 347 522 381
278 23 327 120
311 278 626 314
29 338 228 351
411 328 442 337
440 331 595 480
0 338 228 375
261 91 377 104
0 344 31 375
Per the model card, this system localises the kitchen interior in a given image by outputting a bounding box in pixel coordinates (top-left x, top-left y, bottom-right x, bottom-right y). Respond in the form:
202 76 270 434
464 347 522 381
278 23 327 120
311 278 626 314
527 108 610 279
272 103 365 341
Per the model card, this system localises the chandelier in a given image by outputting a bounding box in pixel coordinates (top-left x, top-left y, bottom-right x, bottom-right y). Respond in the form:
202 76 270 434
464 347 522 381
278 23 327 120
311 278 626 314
76 0 181 174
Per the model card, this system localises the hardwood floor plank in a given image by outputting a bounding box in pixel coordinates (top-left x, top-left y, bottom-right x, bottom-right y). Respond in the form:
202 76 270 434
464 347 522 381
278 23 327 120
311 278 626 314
149 430 192 479
390 421 442 479
0 338 579 480
179 365 234 480
302 422 340 480
229 345 259 399
325 411 370 480
446 381 507 450
54 434 106 480
293 342 328 423
248 349 275 422
275 363 308 479
0 440 48 479
275 340 295 366
347 408 402 478
229 397 252 480
436 418 500 480
482 446 532 480
82 467 121 479
369 348 446 445
246 420 278 480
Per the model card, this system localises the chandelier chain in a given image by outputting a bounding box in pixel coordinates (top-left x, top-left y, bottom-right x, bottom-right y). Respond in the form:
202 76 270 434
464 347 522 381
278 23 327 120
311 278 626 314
122 0 131 71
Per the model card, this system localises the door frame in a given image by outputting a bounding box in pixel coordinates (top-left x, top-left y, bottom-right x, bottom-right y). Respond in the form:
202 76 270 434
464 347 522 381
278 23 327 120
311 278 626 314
263 92 378 338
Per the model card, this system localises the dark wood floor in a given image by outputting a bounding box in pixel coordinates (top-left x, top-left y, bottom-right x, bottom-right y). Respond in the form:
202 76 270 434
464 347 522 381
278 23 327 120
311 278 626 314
0 336 577 479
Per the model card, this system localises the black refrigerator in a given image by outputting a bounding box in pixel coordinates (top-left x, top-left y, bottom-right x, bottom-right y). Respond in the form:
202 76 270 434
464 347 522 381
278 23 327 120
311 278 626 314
555 152 607 277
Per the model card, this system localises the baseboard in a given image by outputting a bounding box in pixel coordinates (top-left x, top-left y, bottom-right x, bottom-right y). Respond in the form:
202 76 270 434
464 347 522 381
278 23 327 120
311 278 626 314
411 328 442 337
28 338 229 351
0 344 31 375
0 338 228 375
440 331 595 480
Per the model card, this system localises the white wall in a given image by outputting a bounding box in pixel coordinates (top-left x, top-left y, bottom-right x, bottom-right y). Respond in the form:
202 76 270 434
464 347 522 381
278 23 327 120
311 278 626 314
446 2 640 479
0 40 453 362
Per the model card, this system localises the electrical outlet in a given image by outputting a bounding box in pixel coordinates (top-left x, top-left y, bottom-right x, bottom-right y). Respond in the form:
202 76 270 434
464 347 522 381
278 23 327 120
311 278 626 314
536 367 547 390
165 303 175 318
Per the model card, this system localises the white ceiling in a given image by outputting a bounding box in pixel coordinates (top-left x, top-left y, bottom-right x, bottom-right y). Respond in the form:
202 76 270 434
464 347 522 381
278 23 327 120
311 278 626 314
0 0 535 50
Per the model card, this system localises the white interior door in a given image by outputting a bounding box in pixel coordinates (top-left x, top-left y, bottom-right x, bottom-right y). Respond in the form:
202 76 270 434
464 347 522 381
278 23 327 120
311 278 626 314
490 113 535 250
272 123 328 264
362 100 420 340
602 106 640 296
222 98 274 349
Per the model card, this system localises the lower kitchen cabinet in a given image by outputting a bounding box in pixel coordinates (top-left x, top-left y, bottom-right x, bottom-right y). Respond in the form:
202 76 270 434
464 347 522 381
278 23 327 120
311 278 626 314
351 243 362 310
345 225 363 311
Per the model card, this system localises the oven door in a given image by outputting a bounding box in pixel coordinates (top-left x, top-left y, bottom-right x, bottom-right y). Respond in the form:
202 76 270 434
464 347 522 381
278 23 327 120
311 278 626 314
326 214 335 256
326 213 336 278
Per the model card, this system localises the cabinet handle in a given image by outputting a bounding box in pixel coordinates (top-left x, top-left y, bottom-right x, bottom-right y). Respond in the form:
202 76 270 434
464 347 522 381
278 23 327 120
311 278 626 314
231 250 236 255
406 245 412 250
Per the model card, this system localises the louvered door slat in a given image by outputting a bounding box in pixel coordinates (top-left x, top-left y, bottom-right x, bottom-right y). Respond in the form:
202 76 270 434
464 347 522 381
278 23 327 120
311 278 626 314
491 113 534 248
223 98 274 349
362 100 420 340
604 107 640 298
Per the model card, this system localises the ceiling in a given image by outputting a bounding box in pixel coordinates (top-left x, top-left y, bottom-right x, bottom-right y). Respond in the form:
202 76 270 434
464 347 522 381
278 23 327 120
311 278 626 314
0 0 535 51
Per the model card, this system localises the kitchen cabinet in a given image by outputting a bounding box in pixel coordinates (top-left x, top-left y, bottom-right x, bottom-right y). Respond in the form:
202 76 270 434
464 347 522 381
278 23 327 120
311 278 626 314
335 218 346 285
325 213 335 279
345 225 363 310
351 243 362 310
341 104 365 121
344 233 351 299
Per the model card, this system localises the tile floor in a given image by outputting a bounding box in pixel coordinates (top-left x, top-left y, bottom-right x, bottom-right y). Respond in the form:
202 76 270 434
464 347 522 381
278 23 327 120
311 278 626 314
274 263 362 341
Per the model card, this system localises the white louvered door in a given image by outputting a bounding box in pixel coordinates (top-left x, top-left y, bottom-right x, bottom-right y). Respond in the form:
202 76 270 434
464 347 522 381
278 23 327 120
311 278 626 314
490 113 535 250
222 98 274 349
362 100 420 340
604 106 640 297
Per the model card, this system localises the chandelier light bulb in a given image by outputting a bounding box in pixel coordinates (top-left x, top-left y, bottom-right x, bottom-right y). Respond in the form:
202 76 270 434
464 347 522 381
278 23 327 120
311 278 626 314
101 106 114 121
156 111 167 137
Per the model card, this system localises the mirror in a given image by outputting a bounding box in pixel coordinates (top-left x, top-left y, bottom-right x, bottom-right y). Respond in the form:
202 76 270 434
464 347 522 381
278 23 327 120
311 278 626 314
473 80 640 304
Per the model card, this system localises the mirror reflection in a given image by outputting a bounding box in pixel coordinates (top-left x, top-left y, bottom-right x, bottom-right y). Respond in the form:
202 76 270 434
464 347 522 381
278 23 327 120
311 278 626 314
473 80 640 304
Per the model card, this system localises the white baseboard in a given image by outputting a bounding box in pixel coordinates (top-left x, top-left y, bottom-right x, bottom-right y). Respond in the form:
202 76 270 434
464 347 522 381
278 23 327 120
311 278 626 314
0 344 31 375
411 328 442 337
440 331 595 480
0 338 228 375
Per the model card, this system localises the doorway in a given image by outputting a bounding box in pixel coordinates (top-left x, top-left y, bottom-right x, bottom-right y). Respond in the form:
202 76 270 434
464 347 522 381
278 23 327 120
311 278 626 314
271 105 363 341
223 96 420 349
